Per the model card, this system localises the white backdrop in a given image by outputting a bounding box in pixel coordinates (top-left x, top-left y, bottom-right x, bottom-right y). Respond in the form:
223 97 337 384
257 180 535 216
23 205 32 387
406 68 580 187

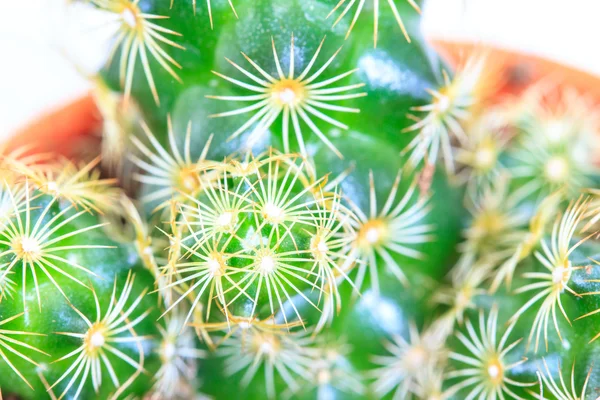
423 0 600 76
0 0 111 138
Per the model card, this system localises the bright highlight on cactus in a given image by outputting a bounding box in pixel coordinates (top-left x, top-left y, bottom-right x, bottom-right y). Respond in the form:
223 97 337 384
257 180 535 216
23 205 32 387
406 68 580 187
209 36 366 158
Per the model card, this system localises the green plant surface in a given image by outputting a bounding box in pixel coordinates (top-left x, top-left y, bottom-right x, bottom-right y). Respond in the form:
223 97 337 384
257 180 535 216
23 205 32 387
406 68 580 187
3 0 600 399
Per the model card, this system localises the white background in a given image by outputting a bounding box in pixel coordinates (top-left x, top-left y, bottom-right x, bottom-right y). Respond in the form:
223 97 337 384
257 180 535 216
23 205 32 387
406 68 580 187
0 0 112 138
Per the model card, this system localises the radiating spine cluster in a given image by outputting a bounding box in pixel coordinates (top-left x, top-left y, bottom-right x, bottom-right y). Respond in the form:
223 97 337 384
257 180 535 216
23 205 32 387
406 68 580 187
92 0 185 105
209 35 366 158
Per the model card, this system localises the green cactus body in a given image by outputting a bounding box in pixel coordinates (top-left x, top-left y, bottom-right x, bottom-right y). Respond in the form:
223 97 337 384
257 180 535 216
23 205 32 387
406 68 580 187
3 0 600 399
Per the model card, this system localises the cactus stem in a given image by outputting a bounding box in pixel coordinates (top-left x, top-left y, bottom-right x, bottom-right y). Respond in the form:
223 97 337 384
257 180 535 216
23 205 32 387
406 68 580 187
176 170 255 242
231 220 323 327
433 259 492 329
455 118 511 198
510 141 593 202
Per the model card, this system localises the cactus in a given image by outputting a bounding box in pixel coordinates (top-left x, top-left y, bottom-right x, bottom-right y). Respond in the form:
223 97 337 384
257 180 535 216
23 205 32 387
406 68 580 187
2 0 600 399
